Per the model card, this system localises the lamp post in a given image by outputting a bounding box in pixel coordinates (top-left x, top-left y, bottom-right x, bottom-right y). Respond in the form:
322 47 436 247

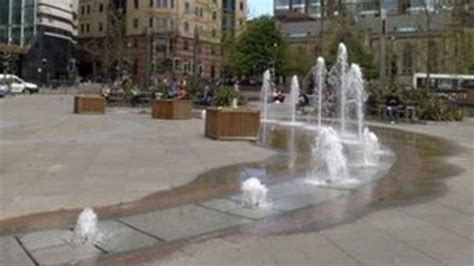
41 58 48 87
379 8 387 90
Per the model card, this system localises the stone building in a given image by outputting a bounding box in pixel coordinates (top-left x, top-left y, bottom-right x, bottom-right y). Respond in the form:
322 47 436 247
277 5 474 87
77 0 247 84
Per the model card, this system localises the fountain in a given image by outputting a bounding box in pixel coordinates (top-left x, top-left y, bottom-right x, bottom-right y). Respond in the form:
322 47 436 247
288 75 300 124
313 127 348 183
260 70 272 122
241 177 268 208
362 127 381 166
73 207 101 245
345 63 367 139
313 57 327 127
328 43 349 134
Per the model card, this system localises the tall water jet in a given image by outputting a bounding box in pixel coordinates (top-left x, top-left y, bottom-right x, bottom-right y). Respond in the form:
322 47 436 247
313 57 327 127
314 127 348 182
328 43 349 134
73 207 101 245
241 177 268 208
346 63 367 139
288 75 300 124
362 127 381 166
260 70 272 122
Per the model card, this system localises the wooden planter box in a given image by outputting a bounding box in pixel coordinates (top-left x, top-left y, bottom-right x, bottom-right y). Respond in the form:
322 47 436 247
74 96 106 114
205 107 260 141
151 100 192 120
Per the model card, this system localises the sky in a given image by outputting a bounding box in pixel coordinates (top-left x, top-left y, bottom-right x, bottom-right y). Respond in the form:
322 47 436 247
247 0 274 19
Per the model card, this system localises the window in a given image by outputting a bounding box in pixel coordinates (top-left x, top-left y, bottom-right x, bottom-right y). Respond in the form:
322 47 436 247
98 22 103 32
199 8 203 17
212 11 217 20
402 43 413 74
149 18 153 27
240 1 244 11
87 5 91 14
86 24 90 32
184 21 189 32
170 0 174 8
239 18 244 26
99 3 104 12
212 29 216 38
81 6 85 15
134 0 139 9
133 19 139 29
185 2 190 12
163 0 168 8
195 6 199 16
184 40 188 50
150 0 153 7
80 24 84 33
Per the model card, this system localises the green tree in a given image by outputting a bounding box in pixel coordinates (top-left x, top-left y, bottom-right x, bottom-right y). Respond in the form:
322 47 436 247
228 16 287 77
325 15 378 80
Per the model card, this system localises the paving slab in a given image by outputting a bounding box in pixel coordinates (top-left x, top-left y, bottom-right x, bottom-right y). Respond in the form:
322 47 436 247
96 219 159 253
271 187 347 212
19 229 73 251
29 243 101 265
227 205 282 220
0 236 34 266
199 198 242 212
120 205 251 242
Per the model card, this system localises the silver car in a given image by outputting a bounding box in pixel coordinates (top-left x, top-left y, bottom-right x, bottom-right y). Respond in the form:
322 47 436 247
0 83 8 98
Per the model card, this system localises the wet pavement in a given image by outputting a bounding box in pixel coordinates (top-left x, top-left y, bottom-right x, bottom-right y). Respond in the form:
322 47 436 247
1 95 473 265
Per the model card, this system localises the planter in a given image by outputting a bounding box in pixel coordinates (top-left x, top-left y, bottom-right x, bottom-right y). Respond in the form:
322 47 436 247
205 107 260 141
74 96 106 114
151 100 192 120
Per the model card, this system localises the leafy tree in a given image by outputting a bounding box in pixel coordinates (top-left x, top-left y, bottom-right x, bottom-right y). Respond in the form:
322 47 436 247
325 15 378 80
228 16 287 77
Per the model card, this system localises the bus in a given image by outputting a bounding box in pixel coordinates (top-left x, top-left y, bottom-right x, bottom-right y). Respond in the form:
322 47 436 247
413 73 474 90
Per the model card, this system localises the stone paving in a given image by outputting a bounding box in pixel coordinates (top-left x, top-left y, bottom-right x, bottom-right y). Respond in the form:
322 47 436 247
1 95 473 265
0 95 273 220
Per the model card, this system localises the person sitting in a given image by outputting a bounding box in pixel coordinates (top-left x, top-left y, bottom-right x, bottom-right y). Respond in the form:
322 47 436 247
200 86 213 106
272 89 285 103
385 93 402 124
177 82 188 100
297 91 309 108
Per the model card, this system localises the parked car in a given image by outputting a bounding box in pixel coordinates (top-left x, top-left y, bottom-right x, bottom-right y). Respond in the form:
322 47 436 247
0 83 8 97
0 74 39 94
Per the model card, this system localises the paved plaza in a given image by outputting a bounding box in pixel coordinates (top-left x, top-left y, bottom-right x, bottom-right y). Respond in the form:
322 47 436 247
0 95 473 265
0 95 273 220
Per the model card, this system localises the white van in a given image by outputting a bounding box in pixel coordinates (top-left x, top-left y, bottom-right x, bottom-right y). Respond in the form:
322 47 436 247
0 74 39 94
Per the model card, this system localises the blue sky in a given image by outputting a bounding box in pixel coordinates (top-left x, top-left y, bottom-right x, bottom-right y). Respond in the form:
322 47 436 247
248 0 274 18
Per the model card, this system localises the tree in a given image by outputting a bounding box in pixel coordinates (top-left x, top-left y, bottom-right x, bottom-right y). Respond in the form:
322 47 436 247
325 14 378 80
227 16 287 77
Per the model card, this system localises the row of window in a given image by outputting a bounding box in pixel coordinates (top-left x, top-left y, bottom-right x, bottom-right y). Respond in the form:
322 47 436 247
80 3 104 16
133 18 219 38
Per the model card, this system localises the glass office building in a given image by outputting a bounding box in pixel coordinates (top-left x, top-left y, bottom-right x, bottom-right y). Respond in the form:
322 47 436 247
0 0 78 84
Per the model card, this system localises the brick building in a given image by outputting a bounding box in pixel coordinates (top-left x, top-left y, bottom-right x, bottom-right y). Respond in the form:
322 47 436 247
77 0 246 85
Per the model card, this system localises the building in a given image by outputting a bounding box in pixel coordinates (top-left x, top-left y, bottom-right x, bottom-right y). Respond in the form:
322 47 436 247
278 3 474 87
275 0 380 18
0 0 79 85
77 0 246 84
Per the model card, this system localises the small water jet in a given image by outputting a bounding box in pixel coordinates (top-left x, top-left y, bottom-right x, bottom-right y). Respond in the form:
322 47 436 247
328 43 349 134
313 57 327 127
314 127 348 182
288 75 300 124
73 207 101 245
260 70 272 122
345 63 367 139
362 127 381 166
241 177 268 208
